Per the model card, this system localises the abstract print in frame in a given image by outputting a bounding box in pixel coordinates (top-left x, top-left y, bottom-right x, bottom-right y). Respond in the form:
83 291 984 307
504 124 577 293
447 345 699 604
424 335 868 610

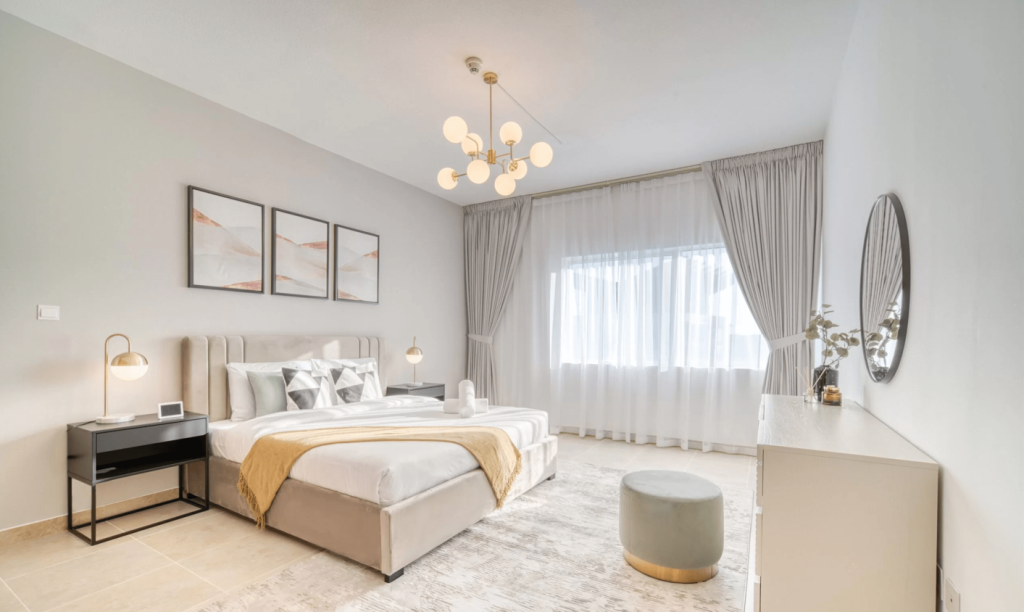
334 224 379 303
272 209 330 299
188 186 265 293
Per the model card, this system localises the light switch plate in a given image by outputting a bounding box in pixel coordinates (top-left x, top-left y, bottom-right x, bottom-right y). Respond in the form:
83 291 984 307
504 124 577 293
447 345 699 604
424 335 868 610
37 305 59 321
944 577 961 612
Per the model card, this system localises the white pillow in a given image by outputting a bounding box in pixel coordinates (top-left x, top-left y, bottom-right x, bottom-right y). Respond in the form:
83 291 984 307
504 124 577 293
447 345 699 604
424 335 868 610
310 358 383 400
226 361 312 421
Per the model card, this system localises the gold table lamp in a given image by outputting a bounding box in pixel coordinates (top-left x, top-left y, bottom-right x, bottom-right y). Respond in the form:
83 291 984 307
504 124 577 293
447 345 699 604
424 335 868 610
97 333 148 424
405 337 424 386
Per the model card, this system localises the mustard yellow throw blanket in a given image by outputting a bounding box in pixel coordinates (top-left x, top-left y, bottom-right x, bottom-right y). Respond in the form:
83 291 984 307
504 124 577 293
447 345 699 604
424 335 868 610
237 426 523 528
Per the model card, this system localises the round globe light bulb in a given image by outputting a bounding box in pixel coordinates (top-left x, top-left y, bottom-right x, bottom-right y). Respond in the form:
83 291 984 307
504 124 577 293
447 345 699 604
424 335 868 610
530 142 553 168
509 159 528 180
467 159 490 184
437 168 458 190
109 352 149 381
499 121 523 145
494 173 516 196
461 133 483 156
406 347 424 364
443 116 468 144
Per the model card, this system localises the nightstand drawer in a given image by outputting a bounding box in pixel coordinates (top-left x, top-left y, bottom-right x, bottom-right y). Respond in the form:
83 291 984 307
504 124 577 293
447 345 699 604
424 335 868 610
406 385 444 397
97 419 206 453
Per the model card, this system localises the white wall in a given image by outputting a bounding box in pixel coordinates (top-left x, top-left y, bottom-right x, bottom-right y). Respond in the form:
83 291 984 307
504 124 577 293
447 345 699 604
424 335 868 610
822 0 1023 609
0 12 466 532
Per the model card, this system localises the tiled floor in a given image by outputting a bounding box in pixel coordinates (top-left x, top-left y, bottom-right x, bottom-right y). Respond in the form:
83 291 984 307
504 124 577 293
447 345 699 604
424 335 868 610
0 436 754 612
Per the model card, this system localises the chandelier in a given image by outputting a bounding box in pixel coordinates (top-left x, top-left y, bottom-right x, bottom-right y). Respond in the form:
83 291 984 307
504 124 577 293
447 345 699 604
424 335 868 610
437 57 553 197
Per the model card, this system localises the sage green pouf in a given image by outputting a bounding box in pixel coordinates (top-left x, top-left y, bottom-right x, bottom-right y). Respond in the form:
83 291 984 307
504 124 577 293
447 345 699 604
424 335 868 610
619 470 724 583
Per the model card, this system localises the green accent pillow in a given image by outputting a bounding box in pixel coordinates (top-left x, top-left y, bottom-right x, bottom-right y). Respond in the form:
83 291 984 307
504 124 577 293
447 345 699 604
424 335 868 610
246 371 287 417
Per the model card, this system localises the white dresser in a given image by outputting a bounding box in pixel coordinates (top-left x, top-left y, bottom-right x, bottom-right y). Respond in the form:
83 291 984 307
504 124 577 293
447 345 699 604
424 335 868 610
749 395 938 612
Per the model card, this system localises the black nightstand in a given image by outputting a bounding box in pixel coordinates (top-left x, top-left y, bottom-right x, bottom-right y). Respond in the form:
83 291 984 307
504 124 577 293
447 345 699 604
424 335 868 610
386 383 445 401
66 412 210 545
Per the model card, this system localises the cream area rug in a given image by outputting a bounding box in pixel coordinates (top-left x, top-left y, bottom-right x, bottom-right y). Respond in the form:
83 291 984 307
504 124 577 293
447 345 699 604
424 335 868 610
198 461 752 612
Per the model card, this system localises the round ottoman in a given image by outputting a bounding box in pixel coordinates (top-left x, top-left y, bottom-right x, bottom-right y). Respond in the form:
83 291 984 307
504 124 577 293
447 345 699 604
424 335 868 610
619 470 724 583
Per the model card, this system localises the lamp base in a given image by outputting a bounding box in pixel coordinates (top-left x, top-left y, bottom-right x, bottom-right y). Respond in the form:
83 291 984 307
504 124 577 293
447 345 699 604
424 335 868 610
96 413 136 424
407 382 424 387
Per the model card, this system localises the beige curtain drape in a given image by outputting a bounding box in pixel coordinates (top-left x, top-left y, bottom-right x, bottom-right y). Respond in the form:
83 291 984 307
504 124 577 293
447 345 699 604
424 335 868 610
861 196 904 336
701 142 823 395
464 195 532 401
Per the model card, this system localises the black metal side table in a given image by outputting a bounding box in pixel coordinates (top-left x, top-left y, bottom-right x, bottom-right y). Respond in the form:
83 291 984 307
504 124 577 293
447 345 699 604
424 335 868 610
66 411 210 545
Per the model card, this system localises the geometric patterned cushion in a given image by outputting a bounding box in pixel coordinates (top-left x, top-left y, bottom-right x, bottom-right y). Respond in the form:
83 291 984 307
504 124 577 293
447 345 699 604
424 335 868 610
282 367 335 411
330 363 381 404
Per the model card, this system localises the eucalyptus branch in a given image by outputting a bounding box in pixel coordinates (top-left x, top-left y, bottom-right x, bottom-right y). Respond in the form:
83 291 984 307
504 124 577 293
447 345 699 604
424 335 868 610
804 304 860 370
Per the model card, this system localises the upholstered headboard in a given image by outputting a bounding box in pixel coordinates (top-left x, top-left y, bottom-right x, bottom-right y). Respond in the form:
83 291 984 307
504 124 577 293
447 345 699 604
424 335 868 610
182 335 388 422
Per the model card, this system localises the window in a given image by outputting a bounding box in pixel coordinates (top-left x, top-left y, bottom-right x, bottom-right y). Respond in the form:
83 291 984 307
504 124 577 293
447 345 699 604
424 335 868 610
555 246 768 370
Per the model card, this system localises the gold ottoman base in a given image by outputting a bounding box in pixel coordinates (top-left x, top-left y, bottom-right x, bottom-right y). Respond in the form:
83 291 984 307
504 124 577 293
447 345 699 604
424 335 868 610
624 551 719 584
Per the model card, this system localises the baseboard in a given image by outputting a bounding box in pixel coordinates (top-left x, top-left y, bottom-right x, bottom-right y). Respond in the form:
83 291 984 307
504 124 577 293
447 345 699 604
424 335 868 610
0 488 179 548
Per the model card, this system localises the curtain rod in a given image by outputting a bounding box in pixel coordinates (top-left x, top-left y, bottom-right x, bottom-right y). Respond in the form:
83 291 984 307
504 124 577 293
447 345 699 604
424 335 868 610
530 164 702 199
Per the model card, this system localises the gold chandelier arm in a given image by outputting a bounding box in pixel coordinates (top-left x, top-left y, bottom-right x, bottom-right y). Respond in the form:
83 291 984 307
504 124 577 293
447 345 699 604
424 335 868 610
489 83 493 154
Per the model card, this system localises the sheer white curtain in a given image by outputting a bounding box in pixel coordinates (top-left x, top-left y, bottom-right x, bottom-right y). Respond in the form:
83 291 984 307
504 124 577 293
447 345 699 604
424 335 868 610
494 172 767 452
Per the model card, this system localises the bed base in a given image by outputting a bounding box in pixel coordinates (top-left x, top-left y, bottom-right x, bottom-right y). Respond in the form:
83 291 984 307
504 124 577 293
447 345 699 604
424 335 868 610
187 435 558 581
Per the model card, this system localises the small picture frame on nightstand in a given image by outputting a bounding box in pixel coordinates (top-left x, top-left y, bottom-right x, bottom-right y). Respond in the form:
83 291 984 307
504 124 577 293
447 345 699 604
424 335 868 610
157 401 184 420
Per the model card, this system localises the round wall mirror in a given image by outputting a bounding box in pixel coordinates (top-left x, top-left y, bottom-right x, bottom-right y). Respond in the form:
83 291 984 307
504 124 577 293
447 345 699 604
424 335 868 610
859 193 910 383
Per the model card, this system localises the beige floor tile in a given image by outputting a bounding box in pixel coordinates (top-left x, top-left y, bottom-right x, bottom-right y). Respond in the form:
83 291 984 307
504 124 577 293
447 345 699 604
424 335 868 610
0 522 127 581
685 451 753 489
0 581 27 612
179 530 317 591
624 445 696 472
139 511 258 562
48 564 220 612
555 433 600 459
571 439 645 469
107 501 217 537
6 540 170 612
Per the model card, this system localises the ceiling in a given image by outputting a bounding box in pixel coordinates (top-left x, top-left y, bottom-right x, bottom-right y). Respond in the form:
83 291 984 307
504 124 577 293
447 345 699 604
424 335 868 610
0 0 860 205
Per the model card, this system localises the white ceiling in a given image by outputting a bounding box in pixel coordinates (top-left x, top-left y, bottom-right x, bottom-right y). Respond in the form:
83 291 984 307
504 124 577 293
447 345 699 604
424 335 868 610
0 0 860 205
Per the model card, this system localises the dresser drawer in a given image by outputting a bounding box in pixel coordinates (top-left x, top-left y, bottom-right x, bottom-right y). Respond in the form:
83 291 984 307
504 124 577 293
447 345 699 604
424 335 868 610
96 419 206 453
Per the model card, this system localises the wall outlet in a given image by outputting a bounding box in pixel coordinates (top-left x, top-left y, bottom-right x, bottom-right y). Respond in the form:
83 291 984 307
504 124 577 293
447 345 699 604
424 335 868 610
37 305 59 321
944 577 961 612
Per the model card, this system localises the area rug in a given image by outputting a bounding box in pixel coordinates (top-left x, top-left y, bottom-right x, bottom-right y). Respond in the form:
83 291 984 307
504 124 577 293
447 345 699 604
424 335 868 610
198 461 752 612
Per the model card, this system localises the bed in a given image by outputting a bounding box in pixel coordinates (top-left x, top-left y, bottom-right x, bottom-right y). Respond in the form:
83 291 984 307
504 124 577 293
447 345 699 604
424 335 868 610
181 335 558 582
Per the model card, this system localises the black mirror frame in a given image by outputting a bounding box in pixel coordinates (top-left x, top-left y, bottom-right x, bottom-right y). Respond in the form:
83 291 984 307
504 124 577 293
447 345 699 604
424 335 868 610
859 192 911 384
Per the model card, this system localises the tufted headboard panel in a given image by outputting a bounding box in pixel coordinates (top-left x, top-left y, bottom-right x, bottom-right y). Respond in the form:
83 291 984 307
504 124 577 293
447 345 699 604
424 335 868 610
182 335 387 422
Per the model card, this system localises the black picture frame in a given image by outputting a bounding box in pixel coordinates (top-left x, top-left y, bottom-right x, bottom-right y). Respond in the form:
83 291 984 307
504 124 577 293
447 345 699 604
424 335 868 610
187 186 265 294
858 192 911 384
271 208 331 299
334 224 380 304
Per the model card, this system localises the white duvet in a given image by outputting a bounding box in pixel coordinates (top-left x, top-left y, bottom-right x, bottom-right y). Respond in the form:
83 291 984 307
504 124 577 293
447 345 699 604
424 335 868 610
210 396 549 507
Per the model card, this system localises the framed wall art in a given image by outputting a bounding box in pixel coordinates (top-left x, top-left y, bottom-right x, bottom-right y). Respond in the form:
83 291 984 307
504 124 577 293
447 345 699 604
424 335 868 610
188 186 265 293
272 208 330 299
334 224 379 303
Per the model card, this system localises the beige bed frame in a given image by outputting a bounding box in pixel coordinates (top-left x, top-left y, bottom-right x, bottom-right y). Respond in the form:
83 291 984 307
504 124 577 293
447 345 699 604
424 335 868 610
181 335 557 581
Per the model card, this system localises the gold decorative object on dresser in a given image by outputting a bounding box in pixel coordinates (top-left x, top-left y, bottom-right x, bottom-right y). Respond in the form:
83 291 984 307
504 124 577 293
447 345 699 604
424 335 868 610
749 394 938 612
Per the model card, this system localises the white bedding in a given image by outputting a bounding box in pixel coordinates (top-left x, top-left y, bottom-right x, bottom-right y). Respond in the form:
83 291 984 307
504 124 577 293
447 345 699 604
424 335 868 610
209 396 550 507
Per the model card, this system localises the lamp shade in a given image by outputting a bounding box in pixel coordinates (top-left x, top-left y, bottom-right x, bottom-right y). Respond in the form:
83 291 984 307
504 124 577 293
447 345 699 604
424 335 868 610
406 346 424 364
110 351 148 381
530 142 553 168
462 133 483 156
443 116 468 144
499 121 522 145
437 168 458 190
495 173 516 196
509 159 528 180
467 159 490 184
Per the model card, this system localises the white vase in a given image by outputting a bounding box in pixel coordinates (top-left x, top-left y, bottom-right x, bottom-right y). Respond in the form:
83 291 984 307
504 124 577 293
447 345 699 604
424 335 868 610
458 380 475 410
